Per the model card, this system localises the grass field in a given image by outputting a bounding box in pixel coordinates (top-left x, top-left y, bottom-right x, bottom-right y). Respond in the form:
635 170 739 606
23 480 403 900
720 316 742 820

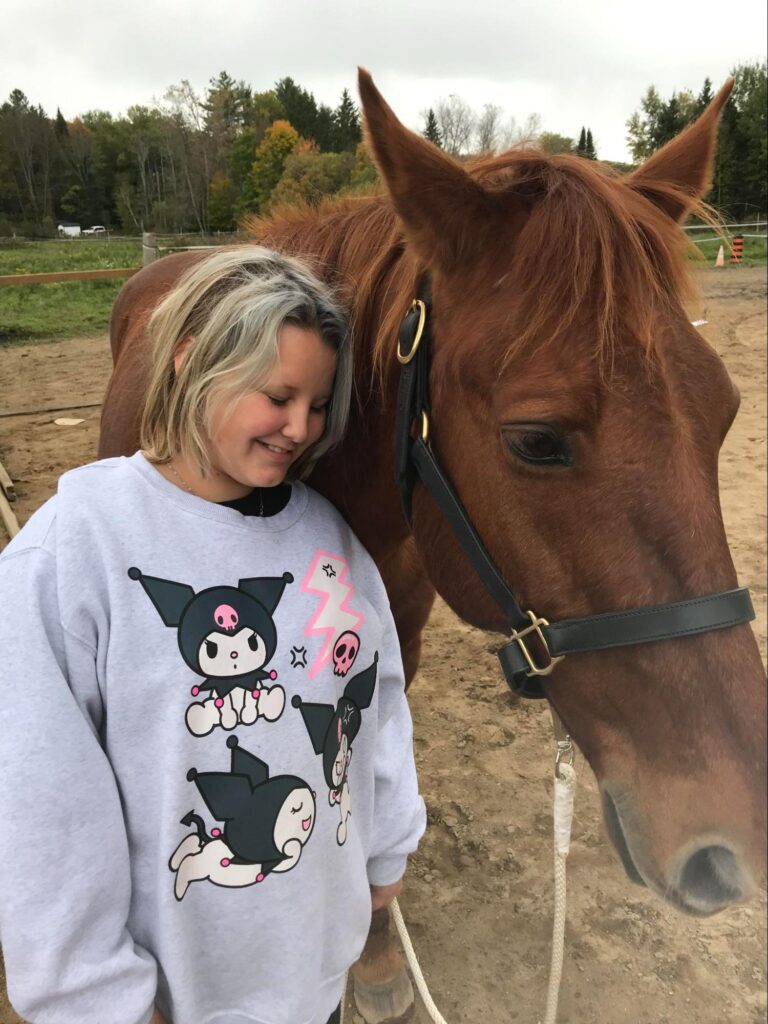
0 234 764 346
0 240 141 345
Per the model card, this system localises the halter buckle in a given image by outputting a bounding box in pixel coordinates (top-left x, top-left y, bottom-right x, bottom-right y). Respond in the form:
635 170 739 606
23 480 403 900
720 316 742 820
510 610 565 677
397 299 427 364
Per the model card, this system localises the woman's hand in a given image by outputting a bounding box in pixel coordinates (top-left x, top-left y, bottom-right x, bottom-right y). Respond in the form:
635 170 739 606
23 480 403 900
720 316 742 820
370 877 403 911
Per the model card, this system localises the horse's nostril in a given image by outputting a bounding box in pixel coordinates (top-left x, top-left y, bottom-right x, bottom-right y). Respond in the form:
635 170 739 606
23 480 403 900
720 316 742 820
679 845 744 914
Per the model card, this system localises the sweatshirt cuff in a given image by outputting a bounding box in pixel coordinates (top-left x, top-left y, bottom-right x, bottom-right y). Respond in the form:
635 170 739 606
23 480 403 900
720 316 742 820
367 853 409 887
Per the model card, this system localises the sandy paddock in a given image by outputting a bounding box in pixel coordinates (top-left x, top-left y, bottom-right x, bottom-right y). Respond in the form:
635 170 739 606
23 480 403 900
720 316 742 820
0 267 765 1024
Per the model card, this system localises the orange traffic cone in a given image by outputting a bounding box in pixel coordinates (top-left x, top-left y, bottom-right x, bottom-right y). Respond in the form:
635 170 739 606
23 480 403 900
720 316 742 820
715 244 725 268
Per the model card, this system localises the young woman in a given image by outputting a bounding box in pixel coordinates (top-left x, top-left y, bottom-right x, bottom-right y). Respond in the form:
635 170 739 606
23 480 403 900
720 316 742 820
0 248 426 1024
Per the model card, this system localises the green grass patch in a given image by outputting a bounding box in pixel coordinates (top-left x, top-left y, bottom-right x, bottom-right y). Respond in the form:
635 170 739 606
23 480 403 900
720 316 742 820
0 279 127 344
688 234 767 267
0 239 141 275
0 240 142 344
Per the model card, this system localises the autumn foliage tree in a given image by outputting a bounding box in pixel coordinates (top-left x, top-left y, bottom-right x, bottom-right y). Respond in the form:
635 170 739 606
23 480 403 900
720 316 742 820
1 65 763 236
250 119 300 212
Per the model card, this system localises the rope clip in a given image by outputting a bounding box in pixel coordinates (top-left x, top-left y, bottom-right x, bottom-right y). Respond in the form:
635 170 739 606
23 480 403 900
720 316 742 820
555 736 574 779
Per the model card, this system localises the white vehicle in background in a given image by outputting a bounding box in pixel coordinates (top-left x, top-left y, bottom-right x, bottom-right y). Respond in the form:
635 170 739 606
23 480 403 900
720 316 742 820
82 225 107 236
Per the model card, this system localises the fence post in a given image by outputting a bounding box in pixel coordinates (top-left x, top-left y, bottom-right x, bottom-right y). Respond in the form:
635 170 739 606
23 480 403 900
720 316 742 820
142 232 158 266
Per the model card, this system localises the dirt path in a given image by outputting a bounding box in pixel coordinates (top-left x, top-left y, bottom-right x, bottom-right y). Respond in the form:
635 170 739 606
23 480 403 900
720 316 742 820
0 268 765 1024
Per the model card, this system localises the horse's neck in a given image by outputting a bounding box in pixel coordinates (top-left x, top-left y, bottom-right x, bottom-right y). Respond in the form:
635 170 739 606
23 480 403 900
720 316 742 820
259 201 412 557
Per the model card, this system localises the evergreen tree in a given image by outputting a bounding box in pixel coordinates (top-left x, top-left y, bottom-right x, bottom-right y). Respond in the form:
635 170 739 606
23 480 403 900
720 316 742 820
54 108 69 140
696 77 714 115
273 78 319 142
422 109 442 147
577 127 587 155
585 129 597 159
204 72 250 134
313 104 336 151
242 90 283 140
334 89 361 152
626 64 766 219
656 94 684 147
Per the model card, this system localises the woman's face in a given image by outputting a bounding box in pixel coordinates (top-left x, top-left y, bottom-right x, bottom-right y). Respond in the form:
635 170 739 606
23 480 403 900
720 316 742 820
208 324 337 488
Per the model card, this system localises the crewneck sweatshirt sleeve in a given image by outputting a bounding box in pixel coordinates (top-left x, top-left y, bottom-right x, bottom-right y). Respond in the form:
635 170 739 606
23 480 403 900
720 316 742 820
0 543 158 1024
366 610 426 886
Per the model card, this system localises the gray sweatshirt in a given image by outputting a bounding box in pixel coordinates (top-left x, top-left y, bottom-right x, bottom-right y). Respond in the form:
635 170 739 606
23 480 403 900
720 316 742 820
0 452 426 1024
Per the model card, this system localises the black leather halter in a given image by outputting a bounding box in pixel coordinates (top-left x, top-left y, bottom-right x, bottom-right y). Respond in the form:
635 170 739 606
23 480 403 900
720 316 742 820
394 283 755 699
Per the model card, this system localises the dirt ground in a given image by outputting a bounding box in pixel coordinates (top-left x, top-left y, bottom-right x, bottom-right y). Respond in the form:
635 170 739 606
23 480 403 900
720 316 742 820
0 267 766 1024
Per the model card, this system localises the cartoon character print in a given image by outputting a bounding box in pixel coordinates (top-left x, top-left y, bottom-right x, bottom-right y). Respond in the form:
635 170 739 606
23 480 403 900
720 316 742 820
292 654 377 845
169 735 316 900
128 567 292 736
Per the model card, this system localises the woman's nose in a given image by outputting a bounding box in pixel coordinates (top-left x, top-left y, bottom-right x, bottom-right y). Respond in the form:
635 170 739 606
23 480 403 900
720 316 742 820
283 406 309 444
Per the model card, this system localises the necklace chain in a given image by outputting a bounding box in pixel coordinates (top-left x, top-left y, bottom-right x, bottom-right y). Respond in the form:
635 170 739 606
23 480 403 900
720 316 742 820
166 460 264 515
166 461 196 494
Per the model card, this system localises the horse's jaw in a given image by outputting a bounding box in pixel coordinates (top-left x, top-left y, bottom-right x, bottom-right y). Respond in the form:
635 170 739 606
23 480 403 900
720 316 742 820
600 786 757 917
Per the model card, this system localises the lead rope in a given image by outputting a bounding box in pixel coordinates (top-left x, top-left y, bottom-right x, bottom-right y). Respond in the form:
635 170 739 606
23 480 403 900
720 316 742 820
542 712 577 1024
353 714 576 1024
390 897 449 1024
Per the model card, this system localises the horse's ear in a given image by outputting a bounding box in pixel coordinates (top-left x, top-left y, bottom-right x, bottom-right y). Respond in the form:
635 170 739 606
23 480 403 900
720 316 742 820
628 79 733 222
358 68 495 270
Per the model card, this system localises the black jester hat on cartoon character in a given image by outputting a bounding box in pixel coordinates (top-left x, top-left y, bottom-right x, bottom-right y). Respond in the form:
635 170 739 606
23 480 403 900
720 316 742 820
169 735 316 900
128 567 292 736
292 654 377 845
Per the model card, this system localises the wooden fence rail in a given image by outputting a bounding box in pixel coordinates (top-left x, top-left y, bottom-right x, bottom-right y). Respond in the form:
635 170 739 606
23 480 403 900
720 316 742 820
0 234 215 286
0 267 139 287
2 225 761 290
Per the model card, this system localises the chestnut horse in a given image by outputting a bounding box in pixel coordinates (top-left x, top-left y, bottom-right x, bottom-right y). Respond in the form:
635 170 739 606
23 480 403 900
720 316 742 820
100 72 766 1019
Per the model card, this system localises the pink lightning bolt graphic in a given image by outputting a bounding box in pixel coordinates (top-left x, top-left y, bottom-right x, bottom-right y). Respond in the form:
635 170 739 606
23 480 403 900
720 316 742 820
301 551 365 679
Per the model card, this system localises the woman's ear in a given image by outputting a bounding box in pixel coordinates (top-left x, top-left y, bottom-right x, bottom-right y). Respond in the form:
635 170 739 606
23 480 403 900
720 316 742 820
173 336 194 375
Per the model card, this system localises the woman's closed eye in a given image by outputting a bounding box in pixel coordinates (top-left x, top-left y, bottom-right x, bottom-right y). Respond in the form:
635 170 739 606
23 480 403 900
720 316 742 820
267 395 326 414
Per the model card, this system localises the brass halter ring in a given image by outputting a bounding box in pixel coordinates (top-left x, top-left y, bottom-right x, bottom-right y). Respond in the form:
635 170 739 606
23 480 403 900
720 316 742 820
397 299 427 364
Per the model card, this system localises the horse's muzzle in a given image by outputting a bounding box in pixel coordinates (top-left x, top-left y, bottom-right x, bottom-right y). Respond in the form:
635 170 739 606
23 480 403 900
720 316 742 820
601 790 754 916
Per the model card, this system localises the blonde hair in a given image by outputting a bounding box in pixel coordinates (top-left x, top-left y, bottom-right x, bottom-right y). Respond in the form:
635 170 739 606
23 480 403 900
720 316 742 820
140 246 352 479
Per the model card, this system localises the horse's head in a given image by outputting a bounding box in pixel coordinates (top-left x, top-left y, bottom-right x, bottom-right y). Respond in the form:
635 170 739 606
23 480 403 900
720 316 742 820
359 70 766 915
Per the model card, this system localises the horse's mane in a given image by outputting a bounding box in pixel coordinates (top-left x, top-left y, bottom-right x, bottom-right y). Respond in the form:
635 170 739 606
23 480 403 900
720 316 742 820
248 149 708 375
248 194 413 379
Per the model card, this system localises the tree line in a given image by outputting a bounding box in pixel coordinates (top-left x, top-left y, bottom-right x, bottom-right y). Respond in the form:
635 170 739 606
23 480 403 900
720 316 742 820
626 62 766 221
0 62 763 237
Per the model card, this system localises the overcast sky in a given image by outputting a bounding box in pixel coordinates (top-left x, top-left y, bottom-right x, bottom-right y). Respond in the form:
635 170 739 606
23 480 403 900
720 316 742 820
2 0 766 162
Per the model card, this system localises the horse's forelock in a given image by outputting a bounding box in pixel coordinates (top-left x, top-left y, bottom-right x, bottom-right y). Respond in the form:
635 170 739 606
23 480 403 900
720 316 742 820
467 150 705 369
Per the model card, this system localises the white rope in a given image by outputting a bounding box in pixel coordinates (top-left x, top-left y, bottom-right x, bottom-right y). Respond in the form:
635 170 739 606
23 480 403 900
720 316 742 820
370 730 576 1024
542 760 577 1024
390 897 449 1024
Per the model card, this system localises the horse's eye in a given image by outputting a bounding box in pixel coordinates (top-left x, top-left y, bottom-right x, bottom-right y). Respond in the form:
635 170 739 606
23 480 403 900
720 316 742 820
503 424 571 467
205 640 219 658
